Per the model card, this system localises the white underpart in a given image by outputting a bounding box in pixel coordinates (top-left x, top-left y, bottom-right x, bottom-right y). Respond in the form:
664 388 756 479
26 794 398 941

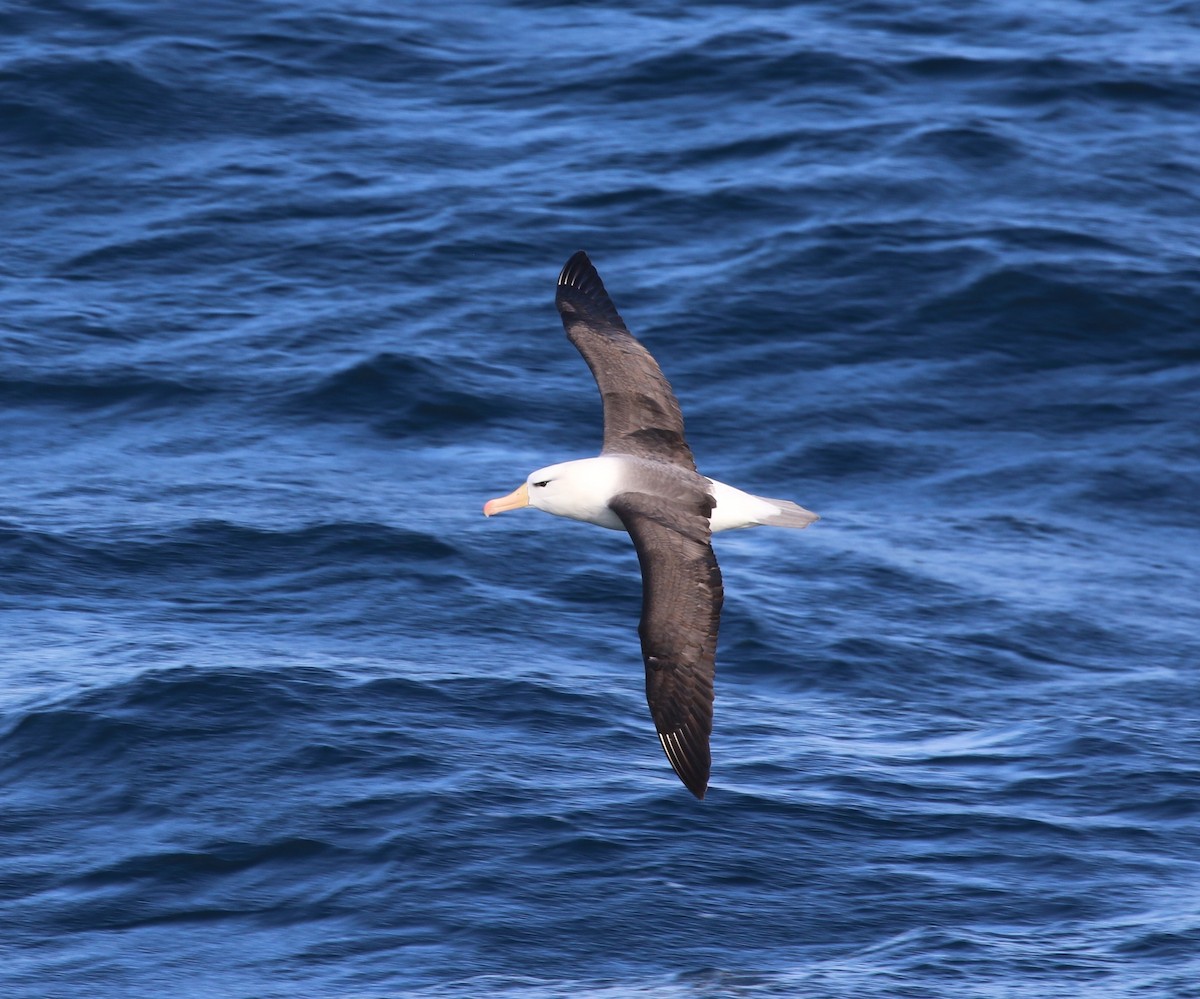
522 456 818 534
707 478 818 532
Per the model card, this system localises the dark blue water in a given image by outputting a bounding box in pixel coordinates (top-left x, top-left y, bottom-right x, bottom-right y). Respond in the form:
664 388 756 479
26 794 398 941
3 2 1199 996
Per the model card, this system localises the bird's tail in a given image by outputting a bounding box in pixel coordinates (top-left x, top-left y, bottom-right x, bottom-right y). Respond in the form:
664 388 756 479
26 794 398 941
757 497 820 529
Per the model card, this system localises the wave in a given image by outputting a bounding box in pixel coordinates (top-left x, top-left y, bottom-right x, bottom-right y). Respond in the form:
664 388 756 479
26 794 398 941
0 520 458 601
4 2 1199 996
289 353 514 427
0 373 210 411
0 49 352 151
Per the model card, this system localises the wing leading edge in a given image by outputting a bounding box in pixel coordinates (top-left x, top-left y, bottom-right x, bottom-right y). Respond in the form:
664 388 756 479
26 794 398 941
610 490 723 799
555 251 697 471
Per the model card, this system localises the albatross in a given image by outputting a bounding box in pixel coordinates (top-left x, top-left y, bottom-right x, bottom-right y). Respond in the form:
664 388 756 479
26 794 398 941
484 251 818 799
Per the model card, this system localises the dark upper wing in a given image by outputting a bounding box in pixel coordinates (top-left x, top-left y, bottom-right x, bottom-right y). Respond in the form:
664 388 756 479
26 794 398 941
555 251 697 471
609 489 723 799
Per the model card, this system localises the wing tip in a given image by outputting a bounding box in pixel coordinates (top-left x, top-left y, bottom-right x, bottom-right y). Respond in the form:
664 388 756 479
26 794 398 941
559 249 591 284
658 728 711 800
555 250 625 329
558 249 601 295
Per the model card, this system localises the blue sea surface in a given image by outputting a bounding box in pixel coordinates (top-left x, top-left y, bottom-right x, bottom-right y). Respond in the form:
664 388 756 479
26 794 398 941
3 1 1199 996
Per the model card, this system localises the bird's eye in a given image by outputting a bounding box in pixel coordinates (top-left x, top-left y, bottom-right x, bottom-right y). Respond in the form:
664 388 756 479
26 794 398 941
533 480 550 488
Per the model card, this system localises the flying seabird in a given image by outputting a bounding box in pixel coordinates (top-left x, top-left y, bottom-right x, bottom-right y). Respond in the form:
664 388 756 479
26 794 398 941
484 251 818 799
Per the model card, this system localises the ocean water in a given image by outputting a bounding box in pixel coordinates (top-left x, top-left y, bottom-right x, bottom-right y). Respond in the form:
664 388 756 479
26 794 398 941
3 1 1199 996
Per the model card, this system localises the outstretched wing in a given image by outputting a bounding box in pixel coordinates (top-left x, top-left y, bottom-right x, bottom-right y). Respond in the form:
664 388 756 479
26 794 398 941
555 251 697 471
610 490 723 799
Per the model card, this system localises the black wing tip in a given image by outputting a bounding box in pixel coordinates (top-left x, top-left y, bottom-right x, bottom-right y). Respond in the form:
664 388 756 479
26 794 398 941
658 728 711 800
558 250 594 288
557 250 611 302
555 250 624 328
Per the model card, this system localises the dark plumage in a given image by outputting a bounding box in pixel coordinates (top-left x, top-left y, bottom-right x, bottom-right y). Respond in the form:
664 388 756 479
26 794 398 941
484 251 818 799
557 252 720 798
556 252 698 472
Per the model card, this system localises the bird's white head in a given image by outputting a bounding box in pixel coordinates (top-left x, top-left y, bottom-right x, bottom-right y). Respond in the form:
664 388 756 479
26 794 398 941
483 457 625 529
